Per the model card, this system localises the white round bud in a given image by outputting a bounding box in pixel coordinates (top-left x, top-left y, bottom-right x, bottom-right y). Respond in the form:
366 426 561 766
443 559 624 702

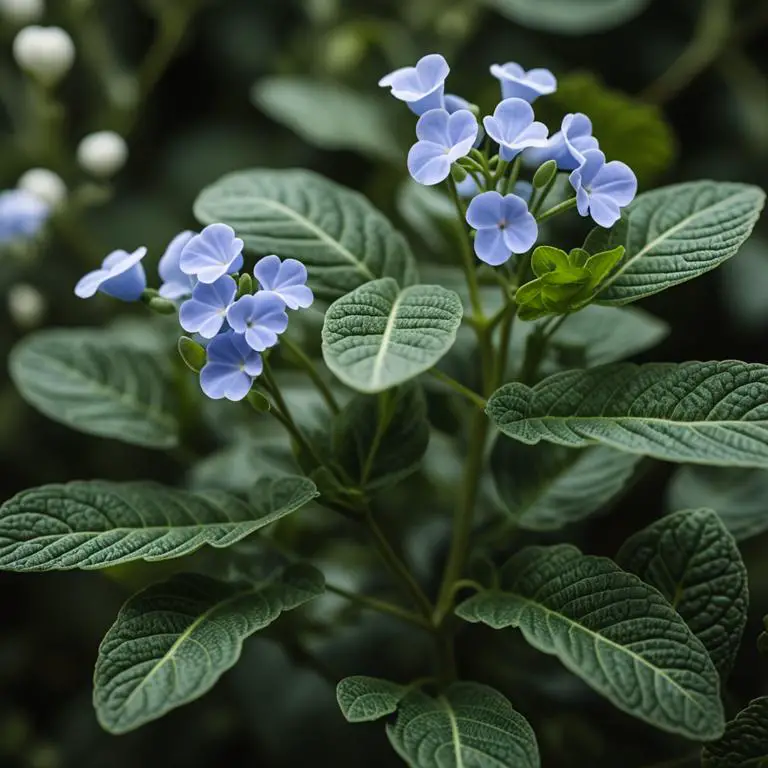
76 131 128 178
13 26 75 86
7 283 46 329
17 168 67 207
0 0 44 25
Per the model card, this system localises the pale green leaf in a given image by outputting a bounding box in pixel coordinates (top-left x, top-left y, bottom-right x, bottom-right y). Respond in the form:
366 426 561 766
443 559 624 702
588 181 766 305
492 439 641 530
617 508 749 679
194 169 418 299
0 476 318 571
322 278 463 393
336 676 406 723
480 0 650 33
253 77 401 161
93 564 324 733
487 361 768 467
667 466 768 541
9 329 178 449
386 682 540 768
456 545 725 740
702 697 768 768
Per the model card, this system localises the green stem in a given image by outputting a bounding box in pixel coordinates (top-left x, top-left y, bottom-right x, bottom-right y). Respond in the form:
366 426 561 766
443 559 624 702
530 172 558 216
360 390 392 486
536 197 578 223
326 582 432 630
446 178 483 321
280 335 340 415
495 250 531 386
499 156 521 196
429 369 487 410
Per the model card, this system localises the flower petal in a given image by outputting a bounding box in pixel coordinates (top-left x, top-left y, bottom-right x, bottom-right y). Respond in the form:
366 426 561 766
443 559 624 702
593 161 638 206
253 254 282 290
474 227 510 266
408 141 451 186
74 269 108 298
466 191 504 229
415 109 451 145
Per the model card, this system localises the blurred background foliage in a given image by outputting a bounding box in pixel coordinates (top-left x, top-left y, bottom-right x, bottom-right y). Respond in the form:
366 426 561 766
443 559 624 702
1 0 768 766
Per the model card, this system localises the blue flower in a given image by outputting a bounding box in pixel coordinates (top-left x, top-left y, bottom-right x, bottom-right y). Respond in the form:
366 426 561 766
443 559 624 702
74 247 147 301
445 93 484 148
483 98 549 162
253 255 314 310
525 113 599 171
179 275 237 339
379 53 449 115
408 108 478 186
0 189 50 244
199 331 263 402
227 292 289 352
466 191 538 266
490 62 557 103
179 223 244 284
158 230 196 300
570 149 637 228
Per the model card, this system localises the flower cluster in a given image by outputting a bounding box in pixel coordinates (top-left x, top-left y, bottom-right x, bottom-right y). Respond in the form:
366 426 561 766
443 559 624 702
380 54 637 267
75 223 314 402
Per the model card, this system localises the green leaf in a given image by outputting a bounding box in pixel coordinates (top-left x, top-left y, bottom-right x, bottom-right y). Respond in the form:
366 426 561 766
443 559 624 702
322 278 463 393
587 182 766 305
194 169 418 300
93 564 324 733
252 77 401 161
332 383 430 489
9 329 179 449
617 509 748 679
701 697 768 768
667 466 768 541
336 676 406 723
487 361 768 467
386 682 540 768
456 545 725 740
396 180 456 254
492 439 641 531
480 0 650 33
537 72 675 185
0 476 318 571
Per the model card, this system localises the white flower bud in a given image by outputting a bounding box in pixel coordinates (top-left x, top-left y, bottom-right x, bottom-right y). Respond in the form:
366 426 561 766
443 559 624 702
17 168 67 207
13 26 75 86
76 131 128 178
7 283 46 329
0 0 44 25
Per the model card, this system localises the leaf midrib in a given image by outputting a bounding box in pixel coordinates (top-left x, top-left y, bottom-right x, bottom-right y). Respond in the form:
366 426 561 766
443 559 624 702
370 290 406 389
511 413 768 428
438 695 466 768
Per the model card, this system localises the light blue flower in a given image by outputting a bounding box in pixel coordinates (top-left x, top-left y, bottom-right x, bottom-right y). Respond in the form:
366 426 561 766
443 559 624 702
445 93 484 148
466 191 538 266
379 53 449 115
483 98 549 162
74 247 147 301
199 331 263 402
179 223 244 284
0 189 50 244
179 275 237 339
227 292 289 352
570 149 637 228
525 113 599 171
408 108 478 186
253 255 313 310
158 230 196 299
490 62 557 103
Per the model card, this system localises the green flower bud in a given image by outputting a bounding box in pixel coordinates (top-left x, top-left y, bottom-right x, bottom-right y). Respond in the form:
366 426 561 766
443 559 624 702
177 336 206 373
238 273 253 298
533 160 558 190
147 297 177 315
451 164 468 183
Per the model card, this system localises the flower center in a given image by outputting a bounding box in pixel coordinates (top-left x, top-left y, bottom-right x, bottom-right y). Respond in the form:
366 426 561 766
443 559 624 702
498 219 508 230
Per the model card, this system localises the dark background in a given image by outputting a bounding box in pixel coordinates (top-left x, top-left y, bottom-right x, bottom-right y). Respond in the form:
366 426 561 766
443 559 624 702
1 0 767 766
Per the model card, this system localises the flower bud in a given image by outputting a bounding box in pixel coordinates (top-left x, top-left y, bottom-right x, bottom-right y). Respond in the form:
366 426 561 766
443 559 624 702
237 273 253 297
178 336 206 373
17 168 66 207
7 283 45 328
0 0 44 25
450 164 468 183
13 26 75 86
76 131 128 178
533 159 558 190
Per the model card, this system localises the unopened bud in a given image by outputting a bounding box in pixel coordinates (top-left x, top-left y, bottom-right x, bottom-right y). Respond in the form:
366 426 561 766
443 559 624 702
0 0 44 25
7 283 45 328
237 273 253 297
76 131 128 178
13 26 75 86
246 389 271 413
178 336 206 373
533 159 558 190
17 168 66 207
147 297 176 315
451 164 468 183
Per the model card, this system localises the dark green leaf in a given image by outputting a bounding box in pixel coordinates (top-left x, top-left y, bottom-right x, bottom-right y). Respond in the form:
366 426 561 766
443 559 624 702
701 697 768 768
336 676 406 722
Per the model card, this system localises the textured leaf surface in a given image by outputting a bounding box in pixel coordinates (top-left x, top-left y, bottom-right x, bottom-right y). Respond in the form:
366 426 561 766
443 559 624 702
194 169 418 299
487 361 768 467
617 508 748 678
336 676 405 722
386 682 540 768
322 278 463 393
9 329 178 449
94 564 324 733
0 476 317 571
588 182 765 305
253 78 400 161
456 545 724 739
492 439 641 530
702 697 768 768
668 465 768 541
480 0 650 33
